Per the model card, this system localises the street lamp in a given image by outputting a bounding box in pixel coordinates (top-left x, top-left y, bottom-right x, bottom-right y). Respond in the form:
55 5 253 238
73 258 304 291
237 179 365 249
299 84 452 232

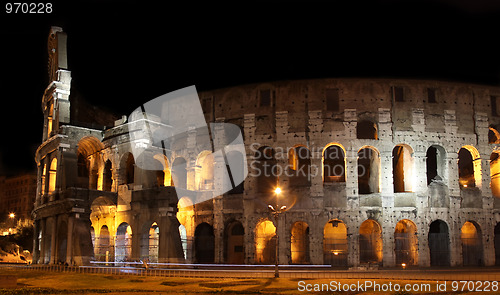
8 213 15 234
268 186 286 278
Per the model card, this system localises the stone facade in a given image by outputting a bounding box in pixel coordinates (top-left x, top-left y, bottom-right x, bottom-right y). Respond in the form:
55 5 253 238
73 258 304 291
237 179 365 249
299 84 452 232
33 27 500 267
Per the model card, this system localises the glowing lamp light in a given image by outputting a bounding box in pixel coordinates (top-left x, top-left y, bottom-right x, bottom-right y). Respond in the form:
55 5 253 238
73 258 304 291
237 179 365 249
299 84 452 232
401 263 406 269
333 252 339 256
275 187 282 195
463 184 468 188
9 213 15 219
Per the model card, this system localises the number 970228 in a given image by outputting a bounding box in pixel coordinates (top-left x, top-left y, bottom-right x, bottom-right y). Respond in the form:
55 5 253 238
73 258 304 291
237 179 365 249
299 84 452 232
6 3 52 13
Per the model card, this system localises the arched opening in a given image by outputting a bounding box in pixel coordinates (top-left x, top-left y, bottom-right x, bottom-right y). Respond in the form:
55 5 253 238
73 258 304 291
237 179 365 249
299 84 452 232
288 145 311 186
357 120 378 140
195 222 215 263
77 153 90 188
41 164 47 196
359 219 382 264
323 144 346 183
461 221 483 266
172 157 187 189
458 146 481 189
140 222 159 263
291 221 310 264
357 147 380 194
77 136 104 189
115 222 132 263
323 220 348 267
103 160 112 191
426 145 446 185
96 225 113 262
48 158 57 194
489 126 500 144
255 147 278 193
491 152 500 198
225 221 245 264
226 151 245 194
392 144 413 193
89 196 116 264
196 151 214 190
120 153 135 185
428 220 450 266
495 223 500 266
255 220 276 264
394 219 418 266
177 197 194 261
153 154 172 187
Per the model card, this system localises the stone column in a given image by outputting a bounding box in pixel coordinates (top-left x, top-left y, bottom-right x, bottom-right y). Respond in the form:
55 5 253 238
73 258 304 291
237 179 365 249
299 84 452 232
66 214 74 265
381 219 395 267
39 218 46 264
347 222 359 267
50 216 57 264
32 220 40 264
345 150 358 208
380 150 394 207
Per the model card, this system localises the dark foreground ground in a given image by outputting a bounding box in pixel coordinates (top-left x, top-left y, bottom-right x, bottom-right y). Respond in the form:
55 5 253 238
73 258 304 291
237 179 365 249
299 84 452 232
0 265 500 294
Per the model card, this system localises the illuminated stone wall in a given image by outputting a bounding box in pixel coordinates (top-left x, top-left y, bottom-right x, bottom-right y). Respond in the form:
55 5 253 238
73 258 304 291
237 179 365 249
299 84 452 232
32 27 500 267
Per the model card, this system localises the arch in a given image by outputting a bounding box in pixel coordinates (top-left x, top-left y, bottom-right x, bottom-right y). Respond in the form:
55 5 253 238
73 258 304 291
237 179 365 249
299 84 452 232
489 126 500 144
323 144 346 183
48 158 57 194
426 145 446 185
357 120 378 140
177 197 194 261
255 146 278 193
359 219 382 264
323 219 348 267
196 151 214 190
225 220 245 264
195 222 215 263
153 154 171 186
172 157 187 189
288 145 311 186
458 145 481 189
394 219 418 266
41 164 47 195
491 152 500 198
357 147 380 194
115 222 132 263
96 225 113 262
77 136 104 190
291 221 310 264
255 219 276 264
393 144 413 193
461 221 483 266
428 220 450 266
120 153 135 185
140 222 159 263
495 223 500 266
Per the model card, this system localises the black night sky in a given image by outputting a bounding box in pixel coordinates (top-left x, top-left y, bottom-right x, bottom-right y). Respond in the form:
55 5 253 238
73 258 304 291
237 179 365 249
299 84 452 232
1 0 500 175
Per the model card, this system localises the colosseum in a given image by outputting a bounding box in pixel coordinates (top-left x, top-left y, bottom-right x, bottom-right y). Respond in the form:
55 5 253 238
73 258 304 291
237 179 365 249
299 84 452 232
33 27 500 268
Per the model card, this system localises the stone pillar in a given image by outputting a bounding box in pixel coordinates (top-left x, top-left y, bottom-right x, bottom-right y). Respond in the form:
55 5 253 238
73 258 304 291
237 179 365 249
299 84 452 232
39 218 46 264
380 150 394 207
50 216 57 264
347 222 359 267
309 214 323 264
345 150 358 208
381 218 395 267
66 214 74 265
32 220 40 264
131 220 141 262
449 222 461 266
213 196 224 263
158 209 184 263
417 225 430 267
447 153 460 205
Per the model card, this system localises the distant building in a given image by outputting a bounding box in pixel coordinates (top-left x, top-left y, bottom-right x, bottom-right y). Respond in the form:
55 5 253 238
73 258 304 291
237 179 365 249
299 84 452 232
0 173 37 221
